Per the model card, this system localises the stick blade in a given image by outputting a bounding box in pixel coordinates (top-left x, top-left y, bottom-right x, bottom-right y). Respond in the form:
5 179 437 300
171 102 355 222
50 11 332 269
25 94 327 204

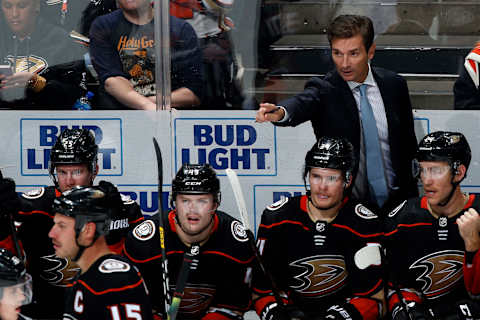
354 243 382 270
225 168 251 231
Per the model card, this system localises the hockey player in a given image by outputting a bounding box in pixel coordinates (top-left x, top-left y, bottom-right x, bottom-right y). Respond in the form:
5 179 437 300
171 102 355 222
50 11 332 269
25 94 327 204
49 186 152 319
0 248 32 320
123 164 255 319
252 137 384 320
0 128 143 318
384 131 480 319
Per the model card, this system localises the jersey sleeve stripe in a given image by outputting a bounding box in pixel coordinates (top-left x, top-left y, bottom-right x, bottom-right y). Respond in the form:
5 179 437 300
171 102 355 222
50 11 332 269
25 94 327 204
331 224 383 238
384 222 433 236
130 217 145 224
259 220 310 231
353 278 383 296
203 250 255 264
18 210 53 218
77 278 144 295
123 247 183 263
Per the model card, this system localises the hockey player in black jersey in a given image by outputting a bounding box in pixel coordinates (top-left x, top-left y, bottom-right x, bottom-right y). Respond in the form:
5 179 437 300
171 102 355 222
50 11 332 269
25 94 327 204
252 137 384 320
0 249 32 320
384 131 480 319
49 185 152 319
123 164 255 320
0 128 143 318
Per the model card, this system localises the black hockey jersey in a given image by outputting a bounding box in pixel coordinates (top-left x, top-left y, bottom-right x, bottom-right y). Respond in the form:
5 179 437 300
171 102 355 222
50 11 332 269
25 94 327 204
252 195 383 319
123 210 255 319
1 185 143 318
384 195 479 314
63 254 152 319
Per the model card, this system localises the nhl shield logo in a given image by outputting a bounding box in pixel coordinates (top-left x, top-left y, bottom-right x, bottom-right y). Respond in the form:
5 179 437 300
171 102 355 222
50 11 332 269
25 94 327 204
315 222 326 232
439 217 448 227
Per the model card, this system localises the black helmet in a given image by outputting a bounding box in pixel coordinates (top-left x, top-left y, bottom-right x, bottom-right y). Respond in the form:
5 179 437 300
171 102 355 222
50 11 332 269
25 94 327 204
416 131 471 175
171 164 221 205
52 186 112 239
0 249 32 305
49 128 98 187
304 137 356 182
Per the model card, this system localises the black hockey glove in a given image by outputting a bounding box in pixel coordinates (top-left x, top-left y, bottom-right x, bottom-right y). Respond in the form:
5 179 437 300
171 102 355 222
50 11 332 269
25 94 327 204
451 300 480 320
260 302 292 320
97 180 122 210
0 177 20 215
323 303 363 320
392 301 430 320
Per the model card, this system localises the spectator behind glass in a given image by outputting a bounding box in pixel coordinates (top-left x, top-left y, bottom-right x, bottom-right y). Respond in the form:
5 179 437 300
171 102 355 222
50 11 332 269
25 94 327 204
171 0 244 110
39 0 118 37
0 0 85 109
89 0 203 110
454 42 480 110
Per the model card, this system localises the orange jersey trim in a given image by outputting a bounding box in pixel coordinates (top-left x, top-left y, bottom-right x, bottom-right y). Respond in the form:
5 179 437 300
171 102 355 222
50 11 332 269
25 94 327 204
77 277 144 295
202 250 254 264
384 222 433 236
331 224 383 238
354 278 383 296
130 216 144 224
18 210 53 218
259 220 310 231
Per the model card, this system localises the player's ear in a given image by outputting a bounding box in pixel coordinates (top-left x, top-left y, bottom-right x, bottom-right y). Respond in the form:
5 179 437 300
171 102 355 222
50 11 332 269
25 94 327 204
453 164 466 183
81 222 97 241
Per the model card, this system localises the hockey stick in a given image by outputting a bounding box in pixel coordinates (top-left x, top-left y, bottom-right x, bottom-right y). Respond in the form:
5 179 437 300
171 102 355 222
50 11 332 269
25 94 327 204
225 169 286 309
0 170 23 260
168 243 200 320
152 138 171 319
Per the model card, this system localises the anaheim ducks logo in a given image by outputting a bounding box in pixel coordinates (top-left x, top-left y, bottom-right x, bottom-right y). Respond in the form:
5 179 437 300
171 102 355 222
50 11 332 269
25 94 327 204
409 250 464 299
40 255 80 287
172 285 216 317
290 255 347 297
5 55 48 74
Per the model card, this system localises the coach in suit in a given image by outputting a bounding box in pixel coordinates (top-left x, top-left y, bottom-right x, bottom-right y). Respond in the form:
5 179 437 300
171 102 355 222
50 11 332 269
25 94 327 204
256 14 418 214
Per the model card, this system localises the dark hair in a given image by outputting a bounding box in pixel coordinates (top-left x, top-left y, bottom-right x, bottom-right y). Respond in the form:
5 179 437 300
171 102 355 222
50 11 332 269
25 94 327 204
327 15 374 51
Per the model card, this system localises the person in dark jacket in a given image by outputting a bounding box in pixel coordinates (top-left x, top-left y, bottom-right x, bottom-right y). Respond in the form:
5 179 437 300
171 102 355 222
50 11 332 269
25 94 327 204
0 0 85 109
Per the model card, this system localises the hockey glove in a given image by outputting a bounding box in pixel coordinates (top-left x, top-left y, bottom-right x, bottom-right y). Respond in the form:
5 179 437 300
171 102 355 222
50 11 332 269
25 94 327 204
391 301 430 320
0 177 20 215
454 300 480 320
98 180 123 210
323 303 363 320
260 302 291 320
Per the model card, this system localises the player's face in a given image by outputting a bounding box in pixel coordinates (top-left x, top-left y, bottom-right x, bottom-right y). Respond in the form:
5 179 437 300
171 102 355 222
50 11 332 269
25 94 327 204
1 0 38 37
0 285 25 320
331 34 375 83
48 214 79 259
175 193 217 237
308 167 346 210
56 164 95 193
419 161 454 205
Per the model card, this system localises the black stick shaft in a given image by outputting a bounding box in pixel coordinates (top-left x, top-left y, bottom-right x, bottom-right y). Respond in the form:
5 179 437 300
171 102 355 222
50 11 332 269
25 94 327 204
153 138 171 318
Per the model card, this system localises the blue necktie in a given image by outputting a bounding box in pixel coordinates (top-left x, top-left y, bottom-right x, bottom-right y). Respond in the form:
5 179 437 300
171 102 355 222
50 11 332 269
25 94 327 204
359 84 388 207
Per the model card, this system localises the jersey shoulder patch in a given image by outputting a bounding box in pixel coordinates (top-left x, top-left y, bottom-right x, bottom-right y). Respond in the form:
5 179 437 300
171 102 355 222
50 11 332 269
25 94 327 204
230 220 248 242
133 220 156 241
355 204 378 219
120 193 135 205
21 187 45 199
98 258 131 273
266 197 289 211
388 200 408 218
